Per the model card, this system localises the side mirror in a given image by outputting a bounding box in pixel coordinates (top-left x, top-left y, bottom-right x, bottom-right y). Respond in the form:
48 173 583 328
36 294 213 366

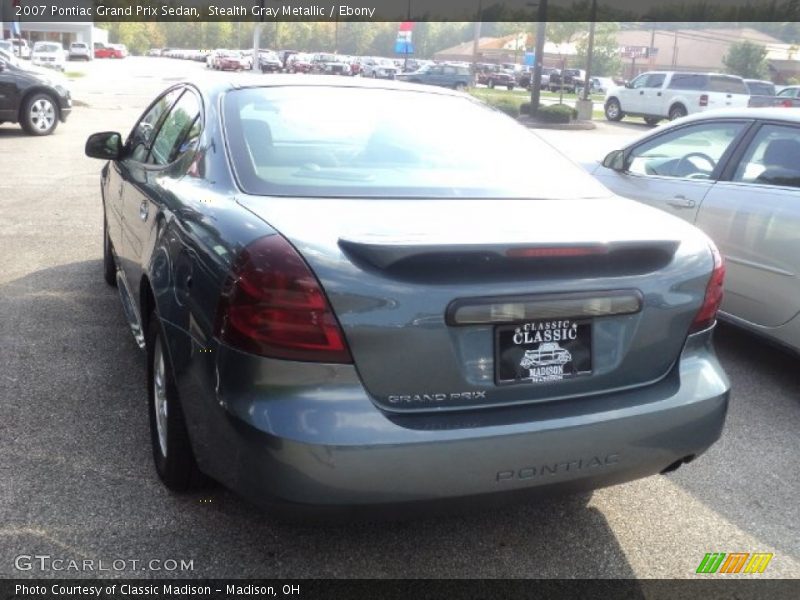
85 131 123 160
0 62 5 72
602 149 626 171
624 81 633 89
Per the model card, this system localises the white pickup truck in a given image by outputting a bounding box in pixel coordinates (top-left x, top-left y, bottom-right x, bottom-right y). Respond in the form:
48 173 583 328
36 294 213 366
604 71 750 125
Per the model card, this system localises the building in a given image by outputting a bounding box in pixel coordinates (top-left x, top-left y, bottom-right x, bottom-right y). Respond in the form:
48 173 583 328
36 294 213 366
1 21 107 49
433 34 577 67
615 28 786 79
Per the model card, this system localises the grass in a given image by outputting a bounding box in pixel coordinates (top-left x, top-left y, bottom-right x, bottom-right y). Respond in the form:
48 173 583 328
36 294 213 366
470 87 608 121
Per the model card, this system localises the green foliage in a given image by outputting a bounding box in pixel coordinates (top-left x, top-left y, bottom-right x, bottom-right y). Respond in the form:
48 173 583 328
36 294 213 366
723 41 769 79
537 104 577 123
576 22 622 78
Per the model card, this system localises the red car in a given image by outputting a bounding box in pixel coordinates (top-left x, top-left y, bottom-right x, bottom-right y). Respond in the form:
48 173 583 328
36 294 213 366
217 51 248 71
94 43 113 59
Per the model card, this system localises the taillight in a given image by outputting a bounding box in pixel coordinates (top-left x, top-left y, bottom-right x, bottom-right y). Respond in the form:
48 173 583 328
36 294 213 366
690 243 725 333
782 99 793 108
699 94 709 107
214 235 352 363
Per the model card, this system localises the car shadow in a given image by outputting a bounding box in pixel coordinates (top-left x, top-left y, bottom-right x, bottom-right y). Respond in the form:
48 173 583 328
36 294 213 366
667 321 800 557
0 259 645 581
0 125 32 137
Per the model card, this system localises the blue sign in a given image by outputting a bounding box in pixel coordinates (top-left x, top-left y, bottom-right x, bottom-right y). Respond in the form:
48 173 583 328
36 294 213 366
524 51 535 66
395 40 414 55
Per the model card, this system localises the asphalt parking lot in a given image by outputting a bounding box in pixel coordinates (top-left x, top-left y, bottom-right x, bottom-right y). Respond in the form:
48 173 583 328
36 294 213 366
0 57 798 579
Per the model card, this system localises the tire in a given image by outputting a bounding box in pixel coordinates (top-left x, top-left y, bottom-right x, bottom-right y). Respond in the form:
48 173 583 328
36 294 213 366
507 85 514 91
488 80 495 89
147 316 204 491
103 217 117 287
604 98 624 121
644 116 662 126
454 82 466 91
21 92 59 136
668 104 687 121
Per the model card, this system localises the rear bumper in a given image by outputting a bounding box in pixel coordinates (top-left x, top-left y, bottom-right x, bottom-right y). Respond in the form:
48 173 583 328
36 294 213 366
169 324 729 510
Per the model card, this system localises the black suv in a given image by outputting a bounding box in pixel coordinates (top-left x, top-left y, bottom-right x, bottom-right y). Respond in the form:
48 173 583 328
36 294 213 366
0 56 72 135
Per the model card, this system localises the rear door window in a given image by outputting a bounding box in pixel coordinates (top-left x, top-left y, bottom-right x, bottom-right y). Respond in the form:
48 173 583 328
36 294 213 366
668 73 708 90
710 75 748 94
732 124 800 187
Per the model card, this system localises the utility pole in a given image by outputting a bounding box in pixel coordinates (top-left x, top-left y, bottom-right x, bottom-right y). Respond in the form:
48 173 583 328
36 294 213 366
471 0 482 77
252 0 264 71
529 0 548 118
581 0 598 102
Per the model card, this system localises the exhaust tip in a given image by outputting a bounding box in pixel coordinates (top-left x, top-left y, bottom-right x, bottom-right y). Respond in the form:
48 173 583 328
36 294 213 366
660 454 696 475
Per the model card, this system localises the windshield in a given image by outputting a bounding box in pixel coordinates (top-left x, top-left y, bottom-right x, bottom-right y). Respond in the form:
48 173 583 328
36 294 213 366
34 43 62 53
224 86 609 199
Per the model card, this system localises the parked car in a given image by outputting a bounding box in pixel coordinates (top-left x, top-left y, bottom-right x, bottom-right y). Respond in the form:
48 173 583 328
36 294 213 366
0 53 71 135
146 48 163 57
83 75 728 511
31 41 66 72
8 38 31 59
590 107 800 355
285 53 313 73
217 51 248 71
395 63 473 90
68 41 92 61
258 50 283 73
360 57 398 79
548 69 586 93
604 71 750 125
745 79 800 108
94 42 114 59
0 47 21 67
516 66 559 90
483 67 516 90
576 76 615 97
110 44 128 59
311 53 351 75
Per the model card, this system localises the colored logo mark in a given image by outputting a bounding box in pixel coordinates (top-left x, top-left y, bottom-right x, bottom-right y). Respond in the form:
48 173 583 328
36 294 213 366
696 552 773 574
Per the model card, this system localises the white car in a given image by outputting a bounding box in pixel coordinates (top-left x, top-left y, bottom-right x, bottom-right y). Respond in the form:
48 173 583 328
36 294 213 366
31 42 66 71
68 42 92 61
604 71 750 125
7 38 31 59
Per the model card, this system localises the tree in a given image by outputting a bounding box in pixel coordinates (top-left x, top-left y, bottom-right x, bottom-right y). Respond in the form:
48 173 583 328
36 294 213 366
723 41 769 79
576 22 621 77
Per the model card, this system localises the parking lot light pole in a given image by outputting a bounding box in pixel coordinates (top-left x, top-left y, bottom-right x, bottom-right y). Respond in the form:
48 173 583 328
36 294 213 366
581 0 598 102
528 0 548 118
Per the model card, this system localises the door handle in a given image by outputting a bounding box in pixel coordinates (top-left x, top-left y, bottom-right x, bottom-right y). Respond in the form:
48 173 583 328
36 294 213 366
139 200 149 221
639 91 644 95
666 195 696 209
657 92 662 96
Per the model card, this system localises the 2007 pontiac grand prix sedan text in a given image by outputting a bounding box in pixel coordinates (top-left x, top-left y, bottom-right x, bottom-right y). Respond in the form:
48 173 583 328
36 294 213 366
84 76 730 511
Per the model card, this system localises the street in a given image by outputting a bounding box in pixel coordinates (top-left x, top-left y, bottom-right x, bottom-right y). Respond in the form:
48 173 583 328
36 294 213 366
0 57 798 579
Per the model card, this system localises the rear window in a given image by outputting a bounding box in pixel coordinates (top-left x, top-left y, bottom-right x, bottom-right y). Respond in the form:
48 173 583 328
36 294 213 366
34 43 62 53
668 73 708 91
746 81 775 96
223 86 608 199
709 75 748 94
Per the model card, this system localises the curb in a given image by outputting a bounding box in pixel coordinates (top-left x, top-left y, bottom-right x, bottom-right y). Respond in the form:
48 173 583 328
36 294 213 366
517 117 596 130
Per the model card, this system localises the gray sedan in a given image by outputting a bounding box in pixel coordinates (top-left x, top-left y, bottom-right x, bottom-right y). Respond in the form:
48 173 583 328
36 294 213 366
84 76 729 512
592 108 800 355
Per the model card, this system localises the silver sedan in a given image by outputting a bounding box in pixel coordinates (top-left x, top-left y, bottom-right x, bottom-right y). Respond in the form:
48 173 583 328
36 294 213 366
591 108 800 355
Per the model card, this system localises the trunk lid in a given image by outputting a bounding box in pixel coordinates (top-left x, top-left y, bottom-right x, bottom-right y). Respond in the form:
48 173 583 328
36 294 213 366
237 195 713 412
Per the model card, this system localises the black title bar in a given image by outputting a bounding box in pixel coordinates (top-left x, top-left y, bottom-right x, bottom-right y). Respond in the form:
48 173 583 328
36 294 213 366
3 0 800 22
